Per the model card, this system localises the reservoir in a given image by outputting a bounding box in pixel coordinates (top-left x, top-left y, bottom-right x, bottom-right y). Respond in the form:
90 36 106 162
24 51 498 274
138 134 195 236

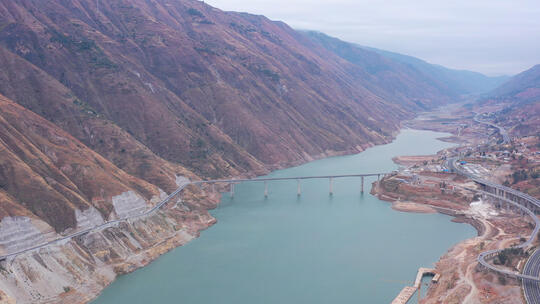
94 129 476 303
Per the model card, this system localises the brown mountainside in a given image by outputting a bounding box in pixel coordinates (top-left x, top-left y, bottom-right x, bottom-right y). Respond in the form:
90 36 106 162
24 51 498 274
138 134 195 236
483 64 540 137
0 0 412 177
0 93 164 232
0 0 499 232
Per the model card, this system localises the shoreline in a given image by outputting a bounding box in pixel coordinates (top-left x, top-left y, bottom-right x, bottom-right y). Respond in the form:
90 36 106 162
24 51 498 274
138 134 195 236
375 107 532 303
81 133 402 304
1 112 483 303
91 128 467 303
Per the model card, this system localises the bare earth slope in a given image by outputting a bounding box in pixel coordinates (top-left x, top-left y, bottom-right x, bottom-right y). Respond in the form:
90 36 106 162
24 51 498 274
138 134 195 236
0 0 454 179
0 93 165 232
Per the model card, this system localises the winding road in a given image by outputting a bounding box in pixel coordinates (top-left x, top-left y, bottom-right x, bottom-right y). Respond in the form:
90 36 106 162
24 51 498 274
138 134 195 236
0 173 386 261
457 113 540 303
0 181 191 261
473 113 510 144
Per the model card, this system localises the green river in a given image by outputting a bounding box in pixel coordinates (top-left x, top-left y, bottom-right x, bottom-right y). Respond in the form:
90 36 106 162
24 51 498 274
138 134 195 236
94 129 476 303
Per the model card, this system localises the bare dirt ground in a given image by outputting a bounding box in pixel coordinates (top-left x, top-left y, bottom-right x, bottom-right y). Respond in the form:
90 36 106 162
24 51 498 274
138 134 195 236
378 105 537 304
376 172 531 304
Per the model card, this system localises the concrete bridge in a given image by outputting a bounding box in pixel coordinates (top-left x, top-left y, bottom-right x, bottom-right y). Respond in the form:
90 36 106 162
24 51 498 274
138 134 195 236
449 158 540 284
0 173 388 260
192 173 387 198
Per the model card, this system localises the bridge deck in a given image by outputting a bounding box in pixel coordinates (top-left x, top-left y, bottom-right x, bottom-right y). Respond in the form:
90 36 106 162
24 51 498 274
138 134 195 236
192 173 386 184
0 173 388 260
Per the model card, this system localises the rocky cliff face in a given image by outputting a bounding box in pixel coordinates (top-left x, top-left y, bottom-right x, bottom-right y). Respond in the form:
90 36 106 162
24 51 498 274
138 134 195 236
0 187 217 304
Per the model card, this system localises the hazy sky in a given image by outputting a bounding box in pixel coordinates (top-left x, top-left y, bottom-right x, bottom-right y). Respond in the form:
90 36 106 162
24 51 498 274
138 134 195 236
205 0 540 76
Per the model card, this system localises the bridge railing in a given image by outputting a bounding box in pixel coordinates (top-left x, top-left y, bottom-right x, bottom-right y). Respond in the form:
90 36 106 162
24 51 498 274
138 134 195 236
0 173 388 260
452 159 540 282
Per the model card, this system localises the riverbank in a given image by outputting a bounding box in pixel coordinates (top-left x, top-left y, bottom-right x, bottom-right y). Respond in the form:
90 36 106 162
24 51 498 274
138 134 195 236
0 127 401 304
373 105 535 303
373 168 529 303
92 128 475 304
0 186 220 304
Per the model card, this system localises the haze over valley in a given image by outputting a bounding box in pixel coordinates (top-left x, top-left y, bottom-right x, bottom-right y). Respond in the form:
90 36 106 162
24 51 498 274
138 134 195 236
0 0 538 303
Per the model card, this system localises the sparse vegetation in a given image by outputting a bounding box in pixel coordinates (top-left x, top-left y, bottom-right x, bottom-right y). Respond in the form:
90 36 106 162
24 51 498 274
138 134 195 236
187 8 204 17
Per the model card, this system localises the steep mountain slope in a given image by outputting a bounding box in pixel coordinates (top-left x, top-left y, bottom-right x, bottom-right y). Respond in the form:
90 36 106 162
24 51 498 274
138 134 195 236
488 64 540 101
301 31 508 98
0 0 522 302
361 46 509 96
482 64 540 137
0 93 164 232
0 0 454 181
0 45 258 186
299 31 455 109
347 39 509 96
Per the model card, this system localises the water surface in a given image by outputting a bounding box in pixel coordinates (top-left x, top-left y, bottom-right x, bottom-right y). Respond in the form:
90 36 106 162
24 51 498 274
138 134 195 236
94 129 476 303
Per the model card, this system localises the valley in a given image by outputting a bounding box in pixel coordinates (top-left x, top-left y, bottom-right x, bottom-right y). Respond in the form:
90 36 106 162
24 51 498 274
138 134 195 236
0 0 537 303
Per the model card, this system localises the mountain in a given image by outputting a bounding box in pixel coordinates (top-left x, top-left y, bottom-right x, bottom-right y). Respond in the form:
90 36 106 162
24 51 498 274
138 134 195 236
0 0 506 189
301 31 508 98
0 0 520 302
482 64 540 137
0 93 168 232
0 0 514 249
0 0 410 183
488 64 540 101
359 43 510 96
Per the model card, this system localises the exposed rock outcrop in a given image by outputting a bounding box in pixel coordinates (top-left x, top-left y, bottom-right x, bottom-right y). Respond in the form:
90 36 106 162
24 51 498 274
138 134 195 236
111 191 148 220
0 217 56 255
0 194 217 304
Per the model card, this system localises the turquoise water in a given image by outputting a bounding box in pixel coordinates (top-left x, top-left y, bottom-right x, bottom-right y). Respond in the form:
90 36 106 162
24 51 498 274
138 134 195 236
94 129 476 304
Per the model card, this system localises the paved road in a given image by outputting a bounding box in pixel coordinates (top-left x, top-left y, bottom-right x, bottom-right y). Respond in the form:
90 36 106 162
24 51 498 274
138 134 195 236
0 181 191 260
0 173 388 260
524 250 540 304
473 113 510 144
449 158 540 279
191 173 385 185
449 116 540 304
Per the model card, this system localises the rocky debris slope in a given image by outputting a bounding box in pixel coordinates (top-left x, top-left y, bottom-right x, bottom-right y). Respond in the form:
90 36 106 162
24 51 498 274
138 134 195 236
0 191 216 304
0 94 165 233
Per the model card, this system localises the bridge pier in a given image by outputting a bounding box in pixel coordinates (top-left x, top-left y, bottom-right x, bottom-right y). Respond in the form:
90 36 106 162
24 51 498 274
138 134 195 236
329 177 333 195
361 176 364 194
264 181 268 198
297 179 301 196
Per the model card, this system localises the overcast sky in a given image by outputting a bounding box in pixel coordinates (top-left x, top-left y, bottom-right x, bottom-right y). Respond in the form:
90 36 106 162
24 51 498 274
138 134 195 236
205 0 540 76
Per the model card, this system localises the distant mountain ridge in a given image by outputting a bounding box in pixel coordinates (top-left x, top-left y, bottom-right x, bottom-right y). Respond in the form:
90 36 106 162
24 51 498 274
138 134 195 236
301 31 509 98
0 0 511 233
481 64 540 137
487 64 540 101
0 0 528 302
